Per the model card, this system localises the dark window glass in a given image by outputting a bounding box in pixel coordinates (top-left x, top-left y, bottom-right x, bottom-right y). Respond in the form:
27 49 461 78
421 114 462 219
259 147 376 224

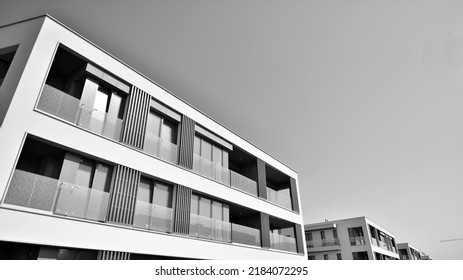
0 45 18 87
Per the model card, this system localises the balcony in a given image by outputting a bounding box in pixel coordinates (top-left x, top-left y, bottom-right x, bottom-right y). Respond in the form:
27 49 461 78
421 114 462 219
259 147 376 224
269 232 297 253
350 236 366 246
400 255 410 260
189 213 231 242
4 169 110 222
37 84 123 141
306 238 340 252
54 183 110 222
378 240 389 251
231 223 261 247
193 154 230 185
143 132 178 165
192 154 258 196
230 170 258 196
132 200 173 233
266 187 292 209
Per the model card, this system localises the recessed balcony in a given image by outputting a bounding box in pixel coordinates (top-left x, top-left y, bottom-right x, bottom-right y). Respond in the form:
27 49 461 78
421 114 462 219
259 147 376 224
4 169 110 223
37 84 123 142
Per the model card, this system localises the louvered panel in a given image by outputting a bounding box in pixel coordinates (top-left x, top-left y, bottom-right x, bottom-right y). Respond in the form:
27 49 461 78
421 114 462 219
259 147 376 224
107 165 140 225
178 116 195 169
121 86 150 149
98 250 130 260
172 185 192 235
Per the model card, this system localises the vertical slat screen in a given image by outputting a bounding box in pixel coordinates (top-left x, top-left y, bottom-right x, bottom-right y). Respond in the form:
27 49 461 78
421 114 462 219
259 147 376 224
260 212 270 248
256 159 267 199
97 250 130 260
289 177 299 212
121 86 151 149
177 115 195 169
172 185 192 234
107 165 140 225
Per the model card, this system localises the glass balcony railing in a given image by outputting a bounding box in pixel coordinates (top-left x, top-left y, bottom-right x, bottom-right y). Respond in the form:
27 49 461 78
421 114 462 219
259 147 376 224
77 105 123 141
230 170 258 196
132 200 173 233
378 240 389 251
189 213 231 242
192 154 259 197
37 84 123 141
54 183 110 222
4 169 110 223
269 232 297 253
231 223 261 247
349 236 366 246
266 187 292 209
192 154 230 185
143 132 178 165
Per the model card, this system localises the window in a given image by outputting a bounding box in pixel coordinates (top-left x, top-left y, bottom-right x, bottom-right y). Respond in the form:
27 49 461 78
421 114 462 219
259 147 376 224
79 78 126 137
320 230 326 246
0 45 18 87
136 176 173 208
308 255 315 260
306 232 313 248
190 193 229 222
143 109 179 163
348 227 365 246
193 135 230 184
324 254 329 260
62 153 113 192
337 253 342 260
194 135 229 167
352 251 369 260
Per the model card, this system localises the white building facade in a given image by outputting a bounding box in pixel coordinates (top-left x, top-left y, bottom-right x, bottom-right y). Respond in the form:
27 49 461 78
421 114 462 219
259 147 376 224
305 217 399 260
0 15 306 260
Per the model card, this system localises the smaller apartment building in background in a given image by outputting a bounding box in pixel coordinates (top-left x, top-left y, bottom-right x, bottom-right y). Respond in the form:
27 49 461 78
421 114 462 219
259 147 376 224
0 15 306 260
305 217 400 260
397 243 433 260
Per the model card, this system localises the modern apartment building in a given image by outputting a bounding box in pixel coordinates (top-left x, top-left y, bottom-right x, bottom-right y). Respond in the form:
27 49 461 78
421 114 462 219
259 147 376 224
0 15 306 260
397 243 433 260
305 217 399 260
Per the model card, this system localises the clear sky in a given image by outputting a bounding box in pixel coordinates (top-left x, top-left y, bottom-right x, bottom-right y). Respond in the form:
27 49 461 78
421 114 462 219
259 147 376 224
1 0 463 259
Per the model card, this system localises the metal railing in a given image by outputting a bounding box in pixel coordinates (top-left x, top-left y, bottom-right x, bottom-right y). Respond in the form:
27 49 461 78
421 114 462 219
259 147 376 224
269 232 297 253
37 84 123 141
189 213 231 242
231 223 261 247
143 132 178 164
132 200 173 233
4 169 110 222
266 187 292 209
